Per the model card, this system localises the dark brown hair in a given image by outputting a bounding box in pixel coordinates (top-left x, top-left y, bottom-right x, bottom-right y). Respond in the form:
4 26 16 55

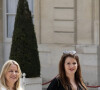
58 53 87 90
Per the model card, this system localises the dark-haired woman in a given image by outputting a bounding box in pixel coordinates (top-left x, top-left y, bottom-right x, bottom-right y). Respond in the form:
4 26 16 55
47 51 87 90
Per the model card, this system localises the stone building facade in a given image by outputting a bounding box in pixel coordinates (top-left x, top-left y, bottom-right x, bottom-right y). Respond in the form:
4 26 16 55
0 0 99 89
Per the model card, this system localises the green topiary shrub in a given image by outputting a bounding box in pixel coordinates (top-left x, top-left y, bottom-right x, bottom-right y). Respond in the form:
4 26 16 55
9 0 40 78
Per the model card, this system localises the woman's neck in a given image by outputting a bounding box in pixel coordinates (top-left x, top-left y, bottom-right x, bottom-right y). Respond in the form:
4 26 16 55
67 74 75 82
67 74 78 90
7 82 14 90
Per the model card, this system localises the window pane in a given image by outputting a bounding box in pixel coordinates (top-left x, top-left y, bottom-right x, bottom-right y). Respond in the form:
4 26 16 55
7 0 33 13
7 16 15 38
7 0 18 13
6 0 34 38
28 0 33 13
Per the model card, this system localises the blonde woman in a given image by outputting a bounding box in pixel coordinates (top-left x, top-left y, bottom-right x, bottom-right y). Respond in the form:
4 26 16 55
0 60 22 90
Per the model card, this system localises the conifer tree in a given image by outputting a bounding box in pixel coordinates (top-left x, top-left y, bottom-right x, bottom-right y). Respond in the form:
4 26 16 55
9 0 40 78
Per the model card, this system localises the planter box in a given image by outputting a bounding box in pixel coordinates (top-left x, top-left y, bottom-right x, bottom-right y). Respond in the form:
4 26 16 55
21 77 42 90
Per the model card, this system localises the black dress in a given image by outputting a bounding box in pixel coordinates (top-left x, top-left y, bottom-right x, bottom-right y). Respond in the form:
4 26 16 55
47 78 83 90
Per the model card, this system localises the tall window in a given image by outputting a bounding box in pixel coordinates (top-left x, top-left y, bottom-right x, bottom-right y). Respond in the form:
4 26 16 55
5 0 34 38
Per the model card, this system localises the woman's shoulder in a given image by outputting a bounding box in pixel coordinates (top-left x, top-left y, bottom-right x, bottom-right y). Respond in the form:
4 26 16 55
78 83 87 90
47 78 61 90
0 85 6 90
18 87 23 90
51 78 60 85
0 83 6 90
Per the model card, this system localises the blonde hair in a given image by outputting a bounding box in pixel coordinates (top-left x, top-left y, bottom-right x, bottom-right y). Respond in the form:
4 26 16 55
0 60 22 90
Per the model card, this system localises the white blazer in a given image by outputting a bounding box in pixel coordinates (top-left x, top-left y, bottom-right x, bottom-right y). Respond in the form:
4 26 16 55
0 85 6 90
0 85 23 90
